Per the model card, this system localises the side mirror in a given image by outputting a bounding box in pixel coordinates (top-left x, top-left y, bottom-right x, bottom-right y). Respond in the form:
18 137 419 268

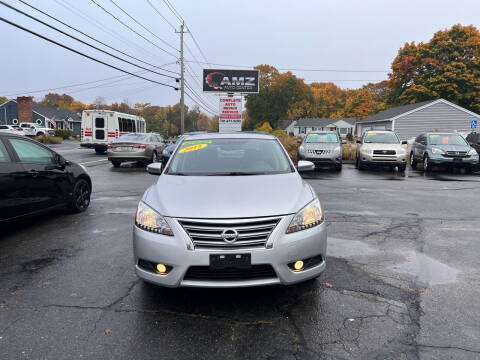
401 140 408 145
297 139 302 144
147 162 163 175
297 160 315 172
356 140 362 144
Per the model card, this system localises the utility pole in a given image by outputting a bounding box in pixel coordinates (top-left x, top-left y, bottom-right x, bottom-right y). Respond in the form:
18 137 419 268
176 22 188 134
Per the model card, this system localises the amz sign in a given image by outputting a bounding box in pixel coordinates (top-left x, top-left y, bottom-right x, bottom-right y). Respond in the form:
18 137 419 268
203 69 259 93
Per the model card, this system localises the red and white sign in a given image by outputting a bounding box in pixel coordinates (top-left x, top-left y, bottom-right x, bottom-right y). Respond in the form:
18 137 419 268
219 96 242 133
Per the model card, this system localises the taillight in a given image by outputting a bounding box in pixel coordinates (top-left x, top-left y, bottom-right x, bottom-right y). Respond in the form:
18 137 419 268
135 144 147 149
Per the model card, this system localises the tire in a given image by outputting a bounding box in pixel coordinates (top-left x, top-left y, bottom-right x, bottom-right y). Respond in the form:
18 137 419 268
37 132 44 136
151 151 158 164
335 163 342 171
69 179 91 213
398 164 406 172
410 152 417 169
95 148 105 154
465 166 475 174
112 161 121 168
423 155 431 173
356 157 365 170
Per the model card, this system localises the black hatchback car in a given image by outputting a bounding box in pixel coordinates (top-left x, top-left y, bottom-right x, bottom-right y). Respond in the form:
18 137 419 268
0 133 92 223
466 132 480 155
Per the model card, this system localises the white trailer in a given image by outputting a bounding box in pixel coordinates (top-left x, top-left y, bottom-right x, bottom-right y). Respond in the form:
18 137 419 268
80 110 145 153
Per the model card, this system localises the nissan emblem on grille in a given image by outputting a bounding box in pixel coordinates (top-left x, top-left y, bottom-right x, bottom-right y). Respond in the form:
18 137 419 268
221 228 239 243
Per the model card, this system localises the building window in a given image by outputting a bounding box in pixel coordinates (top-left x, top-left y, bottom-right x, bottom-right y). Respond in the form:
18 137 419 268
339 128 348 135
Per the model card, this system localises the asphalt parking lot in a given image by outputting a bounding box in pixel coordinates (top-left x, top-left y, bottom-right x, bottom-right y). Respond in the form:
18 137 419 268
1 145 480 360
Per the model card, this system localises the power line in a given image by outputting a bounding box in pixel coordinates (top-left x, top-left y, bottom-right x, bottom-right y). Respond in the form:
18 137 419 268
54 0 161 62
10 0 179 76
305 79 386 82
185 81 217 113
0 17 179 90
107 0 178 52
184 60 389 73
184 90 217 116
89 0 177 58
145 0 176 31
161 0 183 23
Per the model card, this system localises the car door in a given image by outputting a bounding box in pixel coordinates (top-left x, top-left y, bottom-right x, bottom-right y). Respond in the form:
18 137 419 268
415 135 427 159
6 137 68 212
0 137 33 221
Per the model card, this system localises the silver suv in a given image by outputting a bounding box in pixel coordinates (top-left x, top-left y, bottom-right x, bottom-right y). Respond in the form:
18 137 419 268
298 131 342 170
356 131 407 171
133 132 327 288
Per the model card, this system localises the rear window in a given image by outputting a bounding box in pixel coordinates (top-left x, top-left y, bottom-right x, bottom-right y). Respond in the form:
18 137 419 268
429 134 467 145
114 134 147 142
95 117 105 128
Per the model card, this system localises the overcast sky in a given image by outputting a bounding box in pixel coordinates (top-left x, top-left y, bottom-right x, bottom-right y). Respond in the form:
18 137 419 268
1 0 479 115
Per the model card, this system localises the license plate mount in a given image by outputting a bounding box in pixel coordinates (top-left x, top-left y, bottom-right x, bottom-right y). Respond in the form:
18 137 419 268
210 254 251 270
453 157 463 162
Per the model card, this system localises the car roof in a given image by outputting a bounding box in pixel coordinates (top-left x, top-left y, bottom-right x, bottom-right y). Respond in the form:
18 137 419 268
364 130 395 134
425 132 461 135
307 130 338 134
182 132 276 141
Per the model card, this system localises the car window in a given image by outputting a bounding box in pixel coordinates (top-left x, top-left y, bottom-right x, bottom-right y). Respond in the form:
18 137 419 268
0 140 11 163
95 117 105 128
114 134 147 142
8 138 55 164
363 132 399 144
305 133 338 143
428 134 467 145
167 138 293 176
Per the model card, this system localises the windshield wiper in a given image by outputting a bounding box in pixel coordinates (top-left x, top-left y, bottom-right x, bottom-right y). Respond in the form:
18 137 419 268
167 172 189 176
206 171 267 176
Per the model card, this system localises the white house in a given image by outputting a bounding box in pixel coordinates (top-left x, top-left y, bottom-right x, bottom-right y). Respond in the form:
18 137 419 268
293 118 356 137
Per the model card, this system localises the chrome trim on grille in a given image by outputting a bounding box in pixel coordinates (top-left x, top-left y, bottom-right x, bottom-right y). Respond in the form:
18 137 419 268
177 216 282 250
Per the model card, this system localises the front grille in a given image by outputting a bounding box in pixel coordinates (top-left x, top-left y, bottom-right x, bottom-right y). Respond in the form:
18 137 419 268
445 151 468 157
373 150 396 155
184 265 277 281
178 217 282 250
315 149 332 155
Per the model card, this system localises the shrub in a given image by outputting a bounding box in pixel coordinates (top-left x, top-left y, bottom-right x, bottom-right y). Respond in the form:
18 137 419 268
346 133 354 142
55 129 72 139
342 142 357 161
36 135 63 144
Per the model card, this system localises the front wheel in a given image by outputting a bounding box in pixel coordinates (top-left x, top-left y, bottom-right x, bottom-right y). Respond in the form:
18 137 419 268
69 179 91 213
335 164 342 171
111 161 121 168
151 151 158 163
410 152 417 169
465 166 476 174
356 157 365 170
423 156 431 173
398 164 406 172
95 148 105 154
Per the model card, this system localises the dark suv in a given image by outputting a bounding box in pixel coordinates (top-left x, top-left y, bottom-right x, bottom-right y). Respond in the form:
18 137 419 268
409 133 479 173
465 132 480 156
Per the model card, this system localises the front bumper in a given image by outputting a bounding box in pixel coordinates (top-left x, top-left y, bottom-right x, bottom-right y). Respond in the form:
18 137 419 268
429 154 478 167
299 154 342 167
359 152 406 166
133 215 327 288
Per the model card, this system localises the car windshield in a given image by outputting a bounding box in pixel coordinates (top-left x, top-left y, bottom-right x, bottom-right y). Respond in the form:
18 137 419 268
114 134 147 142
364 132 399 144
166 138 293 176
305 133 338 143
429 134 467 145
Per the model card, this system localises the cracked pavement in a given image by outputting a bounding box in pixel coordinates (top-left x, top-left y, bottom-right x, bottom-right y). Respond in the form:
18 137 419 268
1 153 480 359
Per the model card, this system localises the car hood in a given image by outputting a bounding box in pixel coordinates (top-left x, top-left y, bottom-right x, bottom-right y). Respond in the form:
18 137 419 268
303 142 339 150
361 143 404 151
144 172 315 218
429 144 471 152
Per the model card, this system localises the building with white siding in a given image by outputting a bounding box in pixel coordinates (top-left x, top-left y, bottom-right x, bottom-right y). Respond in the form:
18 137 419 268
356 99 480 140
293 118 355 137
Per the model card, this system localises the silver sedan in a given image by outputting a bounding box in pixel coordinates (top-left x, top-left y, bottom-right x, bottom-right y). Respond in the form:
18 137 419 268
133 132 327 288
107 133 165 167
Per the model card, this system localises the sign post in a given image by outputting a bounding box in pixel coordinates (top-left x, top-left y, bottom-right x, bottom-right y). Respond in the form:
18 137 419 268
219 97 242 132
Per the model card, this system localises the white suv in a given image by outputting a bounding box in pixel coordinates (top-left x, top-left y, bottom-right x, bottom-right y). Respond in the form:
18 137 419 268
0 125 25 135
20 123 55 136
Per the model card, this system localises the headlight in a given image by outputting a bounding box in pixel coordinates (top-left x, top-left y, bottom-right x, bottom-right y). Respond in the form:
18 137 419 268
162 149 169 155
286 198 324 234
431 147 445 154
135 201 173 236
468 148 478 156
397 148 406 155
334 146 341 154
360 147 371 155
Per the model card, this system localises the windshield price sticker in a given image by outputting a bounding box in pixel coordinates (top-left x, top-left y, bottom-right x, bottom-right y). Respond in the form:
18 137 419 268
182 140 212 146
430 134 440 137
367 132 376 136
179 144 208 153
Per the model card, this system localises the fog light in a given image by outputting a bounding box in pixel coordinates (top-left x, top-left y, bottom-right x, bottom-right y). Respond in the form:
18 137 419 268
294 260 304 271
156 263 167 274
